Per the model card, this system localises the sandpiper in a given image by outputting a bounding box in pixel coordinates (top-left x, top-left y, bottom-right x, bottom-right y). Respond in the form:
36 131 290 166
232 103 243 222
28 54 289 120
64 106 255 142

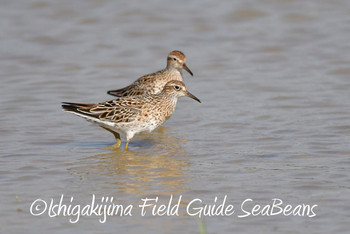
62 80 200 151
107 50 193 97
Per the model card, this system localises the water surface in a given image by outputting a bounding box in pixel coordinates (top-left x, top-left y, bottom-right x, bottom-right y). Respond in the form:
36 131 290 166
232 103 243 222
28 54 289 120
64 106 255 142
1 0 349 233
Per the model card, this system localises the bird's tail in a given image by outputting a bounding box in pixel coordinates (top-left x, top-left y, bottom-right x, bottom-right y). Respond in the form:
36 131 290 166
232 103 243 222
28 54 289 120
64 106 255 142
62 102 94 112
107 88 125 97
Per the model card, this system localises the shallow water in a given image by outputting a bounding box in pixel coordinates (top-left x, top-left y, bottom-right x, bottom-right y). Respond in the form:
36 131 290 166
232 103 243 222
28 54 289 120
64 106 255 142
1 0 350 233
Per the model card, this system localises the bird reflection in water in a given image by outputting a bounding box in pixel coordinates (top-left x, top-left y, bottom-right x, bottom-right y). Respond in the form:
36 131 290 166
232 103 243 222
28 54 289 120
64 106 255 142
73 126 190 196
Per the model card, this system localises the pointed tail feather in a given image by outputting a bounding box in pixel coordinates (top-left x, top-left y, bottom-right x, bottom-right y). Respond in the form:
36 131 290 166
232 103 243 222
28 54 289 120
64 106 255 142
62 104 78 113
61 102 97 118
62 102 95 107
107 89 124 97
62 102 93 112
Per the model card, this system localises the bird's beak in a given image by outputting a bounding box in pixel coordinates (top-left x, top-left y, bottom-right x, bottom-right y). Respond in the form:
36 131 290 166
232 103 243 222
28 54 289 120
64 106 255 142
183 63 193 76
186 91 201 103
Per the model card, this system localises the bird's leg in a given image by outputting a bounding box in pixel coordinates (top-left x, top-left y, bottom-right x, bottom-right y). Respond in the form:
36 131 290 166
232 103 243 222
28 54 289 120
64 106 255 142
100 126 121 149
124 141 129 151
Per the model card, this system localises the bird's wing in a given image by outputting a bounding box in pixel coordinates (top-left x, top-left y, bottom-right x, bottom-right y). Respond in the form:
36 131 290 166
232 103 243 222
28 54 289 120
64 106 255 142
107 70 163 97
62 97 145 123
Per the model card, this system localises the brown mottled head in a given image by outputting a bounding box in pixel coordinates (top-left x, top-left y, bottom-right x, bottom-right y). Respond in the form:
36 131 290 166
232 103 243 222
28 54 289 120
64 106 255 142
163 80 201 103
167 50 193 76
169 50 186 60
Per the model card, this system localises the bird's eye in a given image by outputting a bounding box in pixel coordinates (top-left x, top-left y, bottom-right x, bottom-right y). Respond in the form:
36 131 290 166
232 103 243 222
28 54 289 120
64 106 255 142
173 57 177 61
174 85 180 90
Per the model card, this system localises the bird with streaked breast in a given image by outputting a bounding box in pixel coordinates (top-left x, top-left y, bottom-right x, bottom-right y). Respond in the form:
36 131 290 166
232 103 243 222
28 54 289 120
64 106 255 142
62 80 200 151
107 50 193 97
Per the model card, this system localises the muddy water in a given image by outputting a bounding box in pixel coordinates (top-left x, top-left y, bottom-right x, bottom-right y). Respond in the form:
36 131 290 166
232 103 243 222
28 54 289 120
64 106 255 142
1 0 349 233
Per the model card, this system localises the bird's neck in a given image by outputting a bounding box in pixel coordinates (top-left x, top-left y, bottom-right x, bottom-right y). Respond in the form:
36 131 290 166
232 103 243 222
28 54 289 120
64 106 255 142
164 67 183 82
156 92 178 109
166 65 181 73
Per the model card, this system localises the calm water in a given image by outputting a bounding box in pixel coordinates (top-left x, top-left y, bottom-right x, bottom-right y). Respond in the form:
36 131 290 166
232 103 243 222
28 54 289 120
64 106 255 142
1 0 350 233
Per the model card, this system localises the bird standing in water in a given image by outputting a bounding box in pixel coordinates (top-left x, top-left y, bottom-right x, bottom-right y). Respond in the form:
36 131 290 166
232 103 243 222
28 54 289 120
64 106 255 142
62 80 200 151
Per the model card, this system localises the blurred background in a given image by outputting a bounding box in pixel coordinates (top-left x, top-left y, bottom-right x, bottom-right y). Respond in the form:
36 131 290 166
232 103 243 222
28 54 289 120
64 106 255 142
1 0 350 233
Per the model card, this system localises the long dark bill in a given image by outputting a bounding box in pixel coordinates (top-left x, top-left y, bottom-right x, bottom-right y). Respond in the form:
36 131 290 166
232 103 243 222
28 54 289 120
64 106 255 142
183 64 193 76
186 91 201 103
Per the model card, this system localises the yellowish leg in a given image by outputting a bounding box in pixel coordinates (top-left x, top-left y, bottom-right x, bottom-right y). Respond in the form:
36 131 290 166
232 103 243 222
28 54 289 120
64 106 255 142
100 126 121 149
124 141 129 151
